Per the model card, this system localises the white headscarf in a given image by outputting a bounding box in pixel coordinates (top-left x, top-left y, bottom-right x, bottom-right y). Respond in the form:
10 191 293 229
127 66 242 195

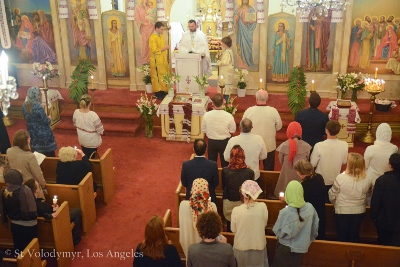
375 123 392 145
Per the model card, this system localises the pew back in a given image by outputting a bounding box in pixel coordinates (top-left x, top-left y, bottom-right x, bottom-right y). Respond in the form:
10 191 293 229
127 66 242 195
2 238 47 267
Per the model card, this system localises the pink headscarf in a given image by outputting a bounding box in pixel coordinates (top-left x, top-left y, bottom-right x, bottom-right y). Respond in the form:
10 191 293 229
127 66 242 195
286 122 302 164
189 178 214 228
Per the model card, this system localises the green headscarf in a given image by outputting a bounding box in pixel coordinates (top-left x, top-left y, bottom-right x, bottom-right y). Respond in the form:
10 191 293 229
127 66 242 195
285 180 305 208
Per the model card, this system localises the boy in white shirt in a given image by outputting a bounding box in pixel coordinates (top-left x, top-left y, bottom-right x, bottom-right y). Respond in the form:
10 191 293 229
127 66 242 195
310 120 348 201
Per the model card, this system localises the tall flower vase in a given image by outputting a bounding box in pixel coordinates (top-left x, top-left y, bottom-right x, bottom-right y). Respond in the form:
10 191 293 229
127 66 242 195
199 86 205 98
351 90 358 103
168 86 174 97
340 89 346 100
143 115 154 138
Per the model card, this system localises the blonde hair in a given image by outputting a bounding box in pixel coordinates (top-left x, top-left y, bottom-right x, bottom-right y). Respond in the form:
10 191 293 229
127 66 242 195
58 146 77 162
80 94 92 109
294 159 314 176
345 153 366 180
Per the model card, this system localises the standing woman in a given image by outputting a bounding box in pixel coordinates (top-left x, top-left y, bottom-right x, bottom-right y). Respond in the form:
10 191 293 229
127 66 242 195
231 180 269 267
0 169 38 254
329 153 373 242
23 86 57 157
294 159 326 240
273 181 319 267
73 94 104 159
274 121 311 198
222 145 254 232
134 215 183 267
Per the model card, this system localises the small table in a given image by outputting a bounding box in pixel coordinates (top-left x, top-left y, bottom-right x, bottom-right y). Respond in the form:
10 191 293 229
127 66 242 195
158 95 209 142
326 101 360 148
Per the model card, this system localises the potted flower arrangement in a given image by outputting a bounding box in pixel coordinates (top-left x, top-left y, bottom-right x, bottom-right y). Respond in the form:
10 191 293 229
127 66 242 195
193 74 209 98
235 68 248 97
336 72 368 102
162 72 181 97
136 93 159 138
32 61 61 86
137 65 152 93
223 96 238 115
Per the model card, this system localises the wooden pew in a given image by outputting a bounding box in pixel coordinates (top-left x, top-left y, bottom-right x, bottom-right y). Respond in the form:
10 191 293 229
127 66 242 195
39 148 115 204
175 191 378 243
45 172 96 234
2 238 47 267
163 209 400 267
0 202 74 267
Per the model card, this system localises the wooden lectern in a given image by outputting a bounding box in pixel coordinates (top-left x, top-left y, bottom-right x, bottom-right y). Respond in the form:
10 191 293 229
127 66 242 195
175 53 204 94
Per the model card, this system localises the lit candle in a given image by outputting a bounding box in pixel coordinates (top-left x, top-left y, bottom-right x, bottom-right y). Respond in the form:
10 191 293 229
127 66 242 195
43 75 47 88
279 192 284 198
312 80 315 91
375 68 378 79
91 76 94 89
259 78 262 89
220 76 224 85
0 51 9 87
53 195 58 204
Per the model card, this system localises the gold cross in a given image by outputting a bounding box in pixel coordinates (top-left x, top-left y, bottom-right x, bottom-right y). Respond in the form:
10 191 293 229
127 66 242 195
341 124 346 129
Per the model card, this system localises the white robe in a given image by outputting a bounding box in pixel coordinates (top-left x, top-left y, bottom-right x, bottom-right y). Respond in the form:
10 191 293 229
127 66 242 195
178 30 212 76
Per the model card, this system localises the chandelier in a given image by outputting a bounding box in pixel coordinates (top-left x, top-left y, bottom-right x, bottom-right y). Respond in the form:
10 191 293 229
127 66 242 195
281 0 350 20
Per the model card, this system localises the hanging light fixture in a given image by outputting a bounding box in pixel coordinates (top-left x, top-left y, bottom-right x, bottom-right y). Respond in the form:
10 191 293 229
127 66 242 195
0 51 18 126
281 0 350 20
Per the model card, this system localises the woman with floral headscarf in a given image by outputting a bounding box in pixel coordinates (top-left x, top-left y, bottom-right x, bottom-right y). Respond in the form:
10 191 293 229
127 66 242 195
0 169 38 253
273 180 319 267
231 180 268 267
222 145 254 231
179 178 217 258
274 122 311 198
22 86 57 157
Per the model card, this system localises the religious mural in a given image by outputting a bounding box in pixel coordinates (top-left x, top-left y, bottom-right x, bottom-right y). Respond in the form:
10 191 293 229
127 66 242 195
4 0 57 64
67 0 97 65
134 0 157 65
267 12 295 83
302 10 335 72
102 11 129 77
232 0 259 72
347 2 400 75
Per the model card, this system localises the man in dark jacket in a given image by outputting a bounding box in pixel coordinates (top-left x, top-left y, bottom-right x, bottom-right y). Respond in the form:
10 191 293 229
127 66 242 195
371 153 400 246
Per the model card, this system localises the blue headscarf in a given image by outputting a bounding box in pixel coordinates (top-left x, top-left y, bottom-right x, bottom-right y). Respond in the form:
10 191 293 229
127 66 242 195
27 86 41 104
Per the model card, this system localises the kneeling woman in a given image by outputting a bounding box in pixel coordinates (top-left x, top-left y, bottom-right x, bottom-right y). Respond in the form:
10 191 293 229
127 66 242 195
0 169 37 253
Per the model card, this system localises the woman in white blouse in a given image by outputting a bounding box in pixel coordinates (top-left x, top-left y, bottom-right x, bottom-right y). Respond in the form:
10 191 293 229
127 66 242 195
73 94 104 159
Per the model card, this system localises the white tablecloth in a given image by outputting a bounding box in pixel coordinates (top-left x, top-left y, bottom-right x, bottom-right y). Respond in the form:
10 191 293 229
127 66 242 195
157 95 209 116
326 100 361 123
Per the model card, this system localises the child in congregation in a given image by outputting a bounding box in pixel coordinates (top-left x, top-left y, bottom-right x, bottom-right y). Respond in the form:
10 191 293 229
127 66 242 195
273 180 319 267
217 36 234 103
310 120 348 201
329 153 373 243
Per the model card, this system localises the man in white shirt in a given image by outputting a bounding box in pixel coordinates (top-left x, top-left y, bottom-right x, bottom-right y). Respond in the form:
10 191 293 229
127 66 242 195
178 20 212 76
224 118 267 181
310 120 348 201
201 93 236 167
243 89 282 170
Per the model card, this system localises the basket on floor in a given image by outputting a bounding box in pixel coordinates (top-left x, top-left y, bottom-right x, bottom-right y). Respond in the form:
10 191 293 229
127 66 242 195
375 99 392 112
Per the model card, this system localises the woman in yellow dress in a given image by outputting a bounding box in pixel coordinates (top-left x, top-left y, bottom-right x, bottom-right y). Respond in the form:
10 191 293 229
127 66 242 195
107 20 126 76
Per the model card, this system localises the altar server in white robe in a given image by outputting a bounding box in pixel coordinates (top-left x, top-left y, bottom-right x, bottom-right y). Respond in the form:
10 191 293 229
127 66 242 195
178 20 212 76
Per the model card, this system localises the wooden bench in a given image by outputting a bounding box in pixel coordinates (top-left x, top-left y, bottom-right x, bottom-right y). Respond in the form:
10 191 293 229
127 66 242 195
163 209 400 267
0 202 74 267
2 238 47 267
175 190 378 243
0 172 96 235
39 148 115 204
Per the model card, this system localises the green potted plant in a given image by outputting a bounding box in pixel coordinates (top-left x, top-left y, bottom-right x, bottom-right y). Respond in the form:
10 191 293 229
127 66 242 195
137 65 152 93
162 72 181 97
235 68 248 97
68 59 96 106
287 66 307 115
193 74 208 98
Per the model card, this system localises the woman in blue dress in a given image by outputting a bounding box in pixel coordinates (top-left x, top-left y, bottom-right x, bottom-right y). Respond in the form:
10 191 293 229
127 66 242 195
22 86 57 157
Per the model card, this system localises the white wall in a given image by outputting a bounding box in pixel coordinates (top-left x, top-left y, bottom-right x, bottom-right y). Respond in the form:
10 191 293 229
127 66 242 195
170 0 196 32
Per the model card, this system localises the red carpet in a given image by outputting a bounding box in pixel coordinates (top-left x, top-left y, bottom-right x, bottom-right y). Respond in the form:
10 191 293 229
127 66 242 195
3 87 400 266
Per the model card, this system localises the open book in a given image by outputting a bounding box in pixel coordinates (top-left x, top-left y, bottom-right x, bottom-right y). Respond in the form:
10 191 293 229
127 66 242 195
33 152 46 165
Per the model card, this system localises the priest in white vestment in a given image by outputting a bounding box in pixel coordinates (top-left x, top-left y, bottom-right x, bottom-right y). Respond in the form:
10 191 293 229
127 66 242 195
178 20 212 76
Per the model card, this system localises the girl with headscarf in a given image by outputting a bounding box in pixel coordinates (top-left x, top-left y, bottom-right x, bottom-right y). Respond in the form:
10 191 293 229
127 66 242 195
329 153 373 243
364 123 398 185
274 122 311 198
23 86 57 157
231 180 269 267
0 169 38 253
179 178 217 258
222 145 254 231
273 180 319 267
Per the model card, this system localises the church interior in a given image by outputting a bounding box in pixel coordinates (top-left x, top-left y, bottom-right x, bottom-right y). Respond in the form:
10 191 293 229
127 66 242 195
1 0 400 266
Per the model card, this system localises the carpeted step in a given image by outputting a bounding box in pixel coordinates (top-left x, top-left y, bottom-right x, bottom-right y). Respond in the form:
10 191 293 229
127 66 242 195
54 118 138 133
60 110 140 121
